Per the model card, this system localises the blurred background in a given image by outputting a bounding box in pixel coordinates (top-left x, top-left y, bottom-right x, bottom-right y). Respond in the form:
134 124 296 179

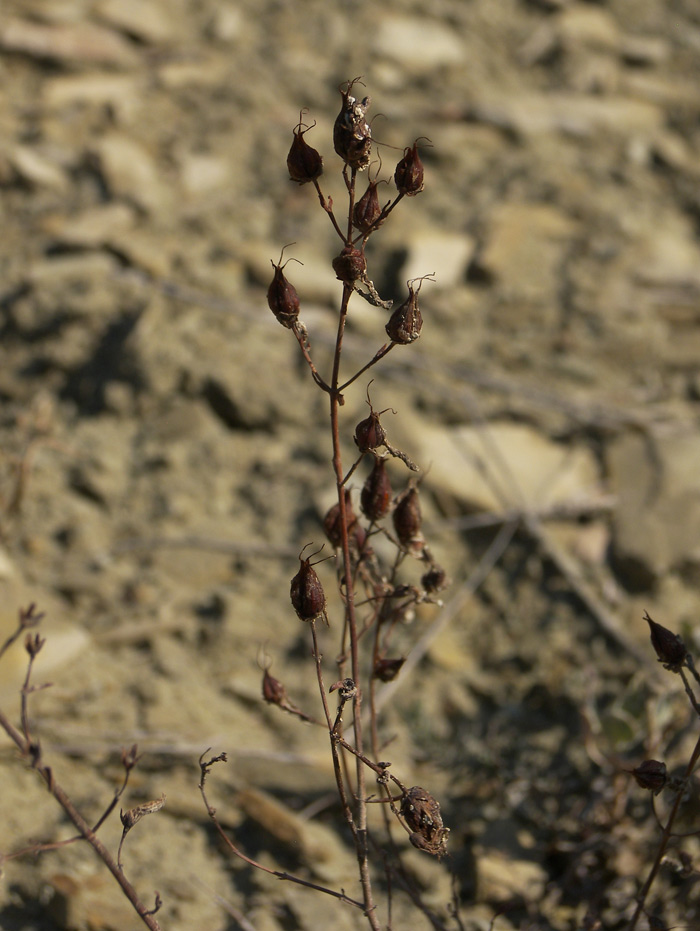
2 1 700 929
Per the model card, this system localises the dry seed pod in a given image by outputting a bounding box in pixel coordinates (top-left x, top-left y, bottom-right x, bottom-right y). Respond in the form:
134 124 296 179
323 489 357 547
386 275 433 345
332 245 367 285
421 564 448 594
393 486 423 549
394 140 425 196
630 759 667 794
290 546 328 624
644 611 687 669
267 250 301 329
287 112 323 184
400 786 449 857
262 667 288 706
361 457 392 521
373 656 405 682
354 409 386 453
333 80 372 171
353 178 386 234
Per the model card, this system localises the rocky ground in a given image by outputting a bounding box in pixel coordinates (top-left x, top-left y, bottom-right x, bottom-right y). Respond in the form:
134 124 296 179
2 1 700 929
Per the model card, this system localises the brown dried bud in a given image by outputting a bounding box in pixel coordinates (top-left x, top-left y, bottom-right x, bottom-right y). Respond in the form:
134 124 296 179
421 565 448 594
400 786 449 857
262 668 287 706
267 254 300 329
333 83 372 171
332 245 367 285
290 548 328 623
287 115 323 184
394 141 425 196
353 179 385 234
323 489 357 547
393 486 423 549
355 410 387 453
361 457 393 521
386 282 423 344
644 611 687 669
630 759 667 794
373 657 405 682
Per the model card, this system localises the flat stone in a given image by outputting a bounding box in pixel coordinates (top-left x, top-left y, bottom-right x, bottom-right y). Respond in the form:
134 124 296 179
372 15 465 71
395 417 602 513
608 429 700 585
401 229 476 291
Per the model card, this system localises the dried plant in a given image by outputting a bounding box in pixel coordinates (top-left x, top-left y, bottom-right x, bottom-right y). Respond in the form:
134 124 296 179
200 77 452 929
624 612 700 930
0 605 165 930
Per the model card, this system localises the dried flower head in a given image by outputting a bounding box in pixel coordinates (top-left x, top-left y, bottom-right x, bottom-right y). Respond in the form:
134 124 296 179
394 140 426 196
267 247 301 329
361 456 393 521
400 786 449 857
290 545 329 624
333 79 372 171
287 111 324 184
644 611 687 670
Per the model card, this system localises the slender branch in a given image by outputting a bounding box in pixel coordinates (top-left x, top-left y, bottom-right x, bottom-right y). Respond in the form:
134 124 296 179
198 753 366 911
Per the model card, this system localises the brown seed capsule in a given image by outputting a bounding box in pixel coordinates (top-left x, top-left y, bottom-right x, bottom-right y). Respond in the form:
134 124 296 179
630 759 667 794
394 141 425 196
353 179 386 234
421 565 448 594
386 284 423 344
290 548 328 623
354 409 387 453
267 253 300 329
332 245 367 285
373 657 405 682
262 667 288 706
400 786 449 857
323 489 357 548
333 81 372 171
644 611 687 669
393 486 423 549
361 457 392 521
287 113 323 184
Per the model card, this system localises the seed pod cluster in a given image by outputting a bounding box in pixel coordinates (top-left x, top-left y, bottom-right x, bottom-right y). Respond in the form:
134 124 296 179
290 549 328 624
287 116 324 184
267 256 300 329
333 84 372 171
394 141 424 196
